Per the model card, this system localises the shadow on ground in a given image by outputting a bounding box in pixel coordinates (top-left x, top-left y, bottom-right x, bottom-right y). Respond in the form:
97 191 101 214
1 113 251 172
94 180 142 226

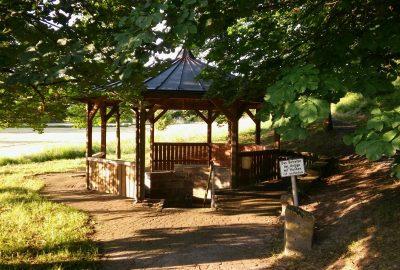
100 223 280 269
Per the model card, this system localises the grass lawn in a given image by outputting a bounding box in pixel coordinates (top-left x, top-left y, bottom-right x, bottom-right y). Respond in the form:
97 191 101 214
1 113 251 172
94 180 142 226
0 159 98 270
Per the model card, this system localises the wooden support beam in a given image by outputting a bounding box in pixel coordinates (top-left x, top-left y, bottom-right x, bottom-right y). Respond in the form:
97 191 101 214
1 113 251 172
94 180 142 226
194 110 208 123
149 110 155 172
227 121 232 145
255 109 261 145
230 117 239 188
115 105 121 159
138 107 146 201
274 129 281 150
154 109 168 123
255 119 261 145
211 111 221 123
100 103 107 159
245 109 256 123
207 110 212 164
210 99 234 121
88 103 99 122
106 104 119 122
86 102 94 189
133 108 140 200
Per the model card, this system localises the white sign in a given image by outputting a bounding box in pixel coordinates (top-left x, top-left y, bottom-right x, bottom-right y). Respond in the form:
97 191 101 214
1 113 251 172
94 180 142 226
279 158 305 177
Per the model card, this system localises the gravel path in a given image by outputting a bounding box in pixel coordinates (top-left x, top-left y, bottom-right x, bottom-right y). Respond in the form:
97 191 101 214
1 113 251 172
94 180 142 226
40 172 282 270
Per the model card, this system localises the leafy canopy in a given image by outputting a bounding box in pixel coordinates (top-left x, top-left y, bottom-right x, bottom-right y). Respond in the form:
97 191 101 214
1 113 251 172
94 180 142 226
1 0 400 175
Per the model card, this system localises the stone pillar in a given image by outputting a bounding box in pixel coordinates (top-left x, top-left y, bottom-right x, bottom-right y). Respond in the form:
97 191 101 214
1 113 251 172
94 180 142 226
284 205 315 255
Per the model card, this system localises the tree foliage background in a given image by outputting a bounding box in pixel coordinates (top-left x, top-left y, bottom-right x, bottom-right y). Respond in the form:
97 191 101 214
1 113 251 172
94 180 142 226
1 0 400 175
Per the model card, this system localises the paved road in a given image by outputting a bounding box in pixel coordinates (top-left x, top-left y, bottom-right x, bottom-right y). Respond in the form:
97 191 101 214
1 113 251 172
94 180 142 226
0 127 136 157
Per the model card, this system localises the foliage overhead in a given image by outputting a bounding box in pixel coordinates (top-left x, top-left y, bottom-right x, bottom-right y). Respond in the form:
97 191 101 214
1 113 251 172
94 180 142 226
1 0 400 174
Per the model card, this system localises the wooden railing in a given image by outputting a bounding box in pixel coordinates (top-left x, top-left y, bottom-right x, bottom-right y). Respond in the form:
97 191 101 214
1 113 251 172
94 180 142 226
153 142 209 171
87 157 136 199
238 150 318 183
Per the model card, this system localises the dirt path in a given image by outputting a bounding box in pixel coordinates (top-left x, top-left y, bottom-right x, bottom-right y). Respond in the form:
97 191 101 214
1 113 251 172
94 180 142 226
40 173 281 270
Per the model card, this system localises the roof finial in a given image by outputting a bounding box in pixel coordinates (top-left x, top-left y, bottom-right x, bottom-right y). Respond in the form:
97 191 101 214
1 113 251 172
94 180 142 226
176 48 195 59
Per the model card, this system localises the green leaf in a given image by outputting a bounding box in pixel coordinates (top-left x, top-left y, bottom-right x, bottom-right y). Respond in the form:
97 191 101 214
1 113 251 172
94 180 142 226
298 102 318 124
371 108 381 115
343 134 354 145
391 135 400 149
366 117 383 131
382 130 398 142
355 141 370 156
390 164 400 179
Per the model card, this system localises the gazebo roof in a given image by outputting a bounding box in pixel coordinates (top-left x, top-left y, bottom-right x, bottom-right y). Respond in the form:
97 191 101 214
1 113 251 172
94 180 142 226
86 49 261 111
144 49 211 92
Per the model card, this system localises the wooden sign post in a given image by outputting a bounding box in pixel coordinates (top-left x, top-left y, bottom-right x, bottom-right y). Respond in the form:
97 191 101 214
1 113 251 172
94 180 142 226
279 158 305 206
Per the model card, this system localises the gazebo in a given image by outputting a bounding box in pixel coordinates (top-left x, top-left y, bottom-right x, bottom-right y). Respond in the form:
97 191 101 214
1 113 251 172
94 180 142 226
81 49 280 202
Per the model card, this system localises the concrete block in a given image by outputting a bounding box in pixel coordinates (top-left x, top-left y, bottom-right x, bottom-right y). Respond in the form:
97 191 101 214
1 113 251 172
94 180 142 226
284 205 315 255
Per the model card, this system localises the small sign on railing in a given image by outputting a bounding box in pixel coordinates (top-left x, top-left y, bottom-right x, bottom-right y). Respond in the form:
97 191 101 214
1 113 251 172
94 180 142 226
279 158 305 177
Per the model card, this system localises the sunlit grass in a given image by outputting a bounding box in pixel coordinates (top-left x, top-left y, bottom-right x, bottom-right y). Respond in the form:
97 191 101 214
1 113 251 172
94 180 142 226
0 159 97 269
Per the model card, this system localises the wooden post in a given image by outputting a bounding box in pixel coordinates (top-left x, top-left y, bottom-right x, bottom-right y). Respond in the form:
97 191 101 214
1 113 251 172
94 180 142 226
227 121 232 145
86 102 94 189
255 109 261 145
207 110 212 164
134 108 140 199
149 110 155 172
100 103 107 158
274 130 281 150
138 106 146 201
115 105 121 159
230 117 239 188
324 103 334 131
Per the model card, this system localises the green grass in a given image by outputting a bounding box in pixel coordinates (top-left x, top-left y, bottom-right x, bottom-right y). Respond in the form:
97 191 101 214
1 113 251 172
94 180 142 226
0 140 137 166
0 159 98 269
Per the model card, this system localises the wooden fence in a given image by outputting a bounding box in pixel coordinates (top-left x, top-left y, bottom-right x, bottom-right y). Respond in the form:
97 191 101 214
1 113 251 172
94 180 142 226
238 150 317 183
153 142 209 171
152 142 318 185
87 157 136 199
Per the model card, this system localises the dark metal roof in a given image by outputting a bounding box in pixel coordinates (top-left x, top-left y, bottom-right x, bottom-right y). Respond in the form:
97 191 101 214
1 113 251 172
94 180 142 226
144 49 212 92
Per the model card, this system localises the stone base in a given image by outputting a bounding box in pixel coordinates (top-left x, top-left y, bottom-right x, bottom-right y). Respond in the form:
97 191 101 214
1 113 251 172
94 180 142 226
284 205 315 255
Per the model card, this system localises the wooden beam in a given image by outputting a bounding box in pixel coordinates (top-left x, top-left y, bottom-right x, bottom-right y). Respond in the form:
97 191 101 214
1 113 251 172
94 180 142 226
274 130 281 150
149 110 155 172
255 109 261 145
211 111 221 123
230 118 239 188
133 108 140 200
228 121 232 145
245 109 256 123
138 107 146 201
100 103 107 159
86 102 94 189
154 109 168 123
106 104 119 122
210 99 234 121
207 110 212 164
115 105 121 159
88 103 99 122
255 119 261 145
194 110 208 123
